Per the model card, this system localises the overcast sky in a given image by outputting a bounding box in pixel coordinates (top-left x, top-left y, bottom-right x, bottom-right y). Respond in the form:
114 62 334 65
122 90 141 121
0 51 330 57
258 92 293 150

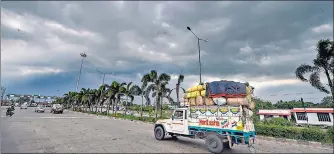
1 1 333 104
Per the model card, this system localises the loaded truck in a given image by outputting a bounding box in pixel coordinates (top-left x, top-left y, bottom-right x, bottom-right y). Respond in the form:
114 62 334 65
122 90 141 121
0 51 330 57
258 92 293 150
154 80 256 153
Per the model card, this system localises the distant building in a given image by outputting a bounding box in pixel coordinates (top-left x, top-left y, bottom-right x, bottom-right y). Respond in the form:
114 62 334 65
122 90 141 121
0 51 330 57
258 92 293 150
258 108 334 126
291 108 334 126
257 109 291 121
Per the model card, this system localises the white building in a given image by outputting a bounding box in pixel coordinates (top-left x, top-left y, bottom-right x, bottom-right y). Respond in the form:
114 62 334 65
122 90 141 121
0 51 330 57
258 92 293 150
291 108 334 126
257 109 291 121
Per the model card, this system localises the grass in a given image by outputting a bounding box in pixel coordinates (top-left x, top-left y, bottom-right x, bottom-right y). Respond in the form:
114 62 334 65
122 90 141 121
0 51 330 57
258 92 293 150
85 111 169 123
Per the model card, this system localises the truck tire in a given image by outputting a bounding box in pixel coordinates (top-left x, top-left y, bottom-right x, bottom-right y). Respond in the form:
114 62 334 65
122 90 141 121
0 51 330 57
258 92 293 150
154 126 165 140
205 134 224 154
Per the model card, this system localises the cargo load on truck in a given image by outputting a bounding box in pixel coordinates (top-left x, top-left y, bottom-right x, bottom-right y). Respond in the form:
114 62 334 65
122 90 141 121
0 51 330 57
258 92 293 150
180 80 255 132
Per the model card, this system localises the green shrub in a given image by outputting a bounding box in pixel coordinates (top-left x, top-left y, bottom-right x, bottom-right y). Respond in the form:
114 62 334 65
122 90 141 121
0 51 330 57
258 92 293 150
255 124 330 143
326 126 334 143
263 117 293 126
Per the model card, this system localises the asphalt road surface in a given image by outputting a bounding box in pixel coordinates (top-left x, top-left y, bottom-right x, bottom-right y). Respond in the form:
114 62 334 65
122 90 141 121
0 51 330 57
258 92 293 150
1 106 333 153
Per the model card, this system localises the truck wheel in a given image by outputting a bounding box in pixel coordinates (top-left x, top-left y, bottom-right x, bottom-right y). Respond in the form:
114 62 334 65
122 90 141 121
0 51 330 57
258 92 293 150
154 126 165 140
205 134 224 154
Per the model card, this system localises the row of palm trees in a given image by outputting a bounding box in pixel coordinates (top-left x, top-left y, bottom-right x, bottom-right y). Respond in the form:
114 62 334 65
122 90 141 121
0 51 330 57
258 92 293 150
54 70 186 121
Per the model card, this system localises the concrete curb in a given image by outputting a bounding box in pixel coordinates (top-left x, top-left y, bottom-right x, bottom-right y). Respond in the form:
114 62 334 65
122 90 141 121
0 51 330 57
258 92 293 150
256 135 333 149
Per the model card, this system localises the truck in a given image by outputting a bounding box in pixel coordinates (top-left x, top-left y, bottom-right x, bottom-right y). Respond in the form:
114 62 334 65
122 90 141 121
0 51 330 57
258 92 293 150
153 81 256 153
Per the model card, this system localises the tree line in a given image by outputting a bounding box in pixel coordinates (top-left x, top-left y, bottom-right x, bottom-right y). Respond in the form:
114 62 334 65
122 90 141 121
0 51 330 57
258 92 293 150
253 96 333 110
53 70 185 121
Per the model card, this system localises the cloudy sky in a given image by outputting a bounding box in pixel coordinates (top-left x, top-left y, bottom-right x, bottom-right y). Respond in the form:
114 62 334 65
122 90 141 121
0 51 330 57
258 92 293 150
1 1 333 104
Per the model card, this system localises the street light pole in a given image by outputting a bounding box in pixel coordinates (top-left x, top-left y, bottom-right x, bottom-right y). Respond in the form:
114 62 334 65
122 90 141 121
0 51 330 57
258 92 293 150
187 26 208 85
95 69 114 85
95 69 114 114
76 53 87 92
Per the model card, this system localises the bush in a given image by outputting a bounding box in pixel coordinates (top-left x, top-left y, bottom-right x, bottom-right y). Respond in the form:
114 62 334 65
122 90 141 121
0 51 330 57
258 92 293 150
326 126 334 143
262 117 293 126
255 124 330 143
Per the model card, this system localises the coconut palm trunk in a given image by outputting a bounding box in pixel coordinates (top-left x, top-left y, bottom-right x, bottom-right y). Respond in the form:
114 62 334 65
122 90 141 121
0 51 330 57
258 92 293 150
140 95 144 118
112 99 115 117
160 97 163 117
155 87 159 121
107 100 110 115
124 95 128 117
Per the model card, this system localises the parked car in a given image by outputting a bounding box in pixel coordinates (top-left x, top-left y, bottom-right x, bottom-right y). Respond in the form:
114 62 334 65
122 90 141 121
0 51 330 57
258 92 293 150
51 104 63 114
20 103 28 109
35 105 46 113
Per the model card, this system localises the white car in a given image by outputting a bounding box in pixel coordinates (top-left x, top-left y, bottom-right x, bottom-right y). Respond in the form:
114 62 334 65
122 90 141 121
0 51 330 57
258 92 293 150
35 105 46 113
20 104 28 109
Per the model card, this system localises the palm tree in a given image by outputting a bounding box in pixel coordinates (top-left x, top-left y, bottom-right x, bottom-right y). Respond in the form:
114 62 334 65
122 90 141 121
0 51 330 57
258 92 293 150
67 91 77 110
139 81 150 118
152 85 173 117
63 94 70 109
295 39 334 99
96 84 108 113
170 73 186 107
87 89 97 112
142 70 171 121
123 82 142 117
74 91 83 111
105 81 126 115
81 88 92 112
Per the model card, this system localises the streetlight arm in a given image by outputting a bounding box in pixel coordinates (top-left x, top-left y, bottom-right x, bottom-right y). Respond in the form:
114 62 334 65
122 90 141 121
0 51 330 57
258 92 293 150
190 30 199 40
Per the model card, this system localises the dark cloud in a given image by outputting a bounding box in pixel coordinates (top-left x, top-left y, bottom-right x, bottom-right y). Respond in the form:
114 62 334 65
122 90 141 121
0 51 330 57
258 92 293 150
1 1 333 100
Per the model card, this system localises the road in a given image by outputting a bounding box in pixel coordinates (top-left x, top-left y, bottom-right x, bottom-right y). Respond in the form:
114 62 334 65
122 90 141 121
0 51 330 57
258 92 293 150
1 106 332 153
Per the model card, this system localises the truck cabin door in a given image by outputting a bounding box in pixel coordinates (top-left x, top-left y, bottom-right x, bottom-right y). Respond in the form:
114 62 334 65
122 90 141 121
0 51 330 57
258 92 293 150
171 109 187 133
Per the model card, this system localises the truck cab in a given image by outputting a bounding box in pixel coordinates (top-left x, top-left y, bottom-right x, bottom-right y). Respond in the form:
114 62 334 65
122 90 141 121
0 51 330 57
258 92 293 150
155 108 190 138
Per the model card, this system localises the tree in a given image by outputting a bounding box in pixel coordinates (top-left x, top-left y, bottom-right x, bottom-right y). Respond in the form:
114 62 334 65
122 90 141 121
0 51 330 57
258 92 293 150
1 86 6 101
16 97 31 105
320 96 334 107
170 73 186 107
295 39 334 100
96 84 108 113
105 81 126 116
87 89 98 112
142 70 171 121
139 79 150 118
122 82 141 117
152 85 173 117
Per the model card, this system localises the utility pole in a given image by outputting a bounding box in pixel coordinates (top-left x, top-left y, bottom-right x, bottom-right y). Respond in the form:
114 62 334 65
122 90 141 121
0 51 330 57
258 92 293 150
95 69 114 86
187 26 208 85
95 69 114 113
76 53 87 92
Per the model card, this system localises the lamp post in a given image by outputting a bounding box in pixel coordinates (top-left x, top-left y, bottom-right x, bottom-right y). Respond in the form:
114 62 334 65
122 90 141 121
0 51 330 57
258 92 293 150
75 53 87 92
186 26 208 85
95 69 114 114
95 69 114 85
